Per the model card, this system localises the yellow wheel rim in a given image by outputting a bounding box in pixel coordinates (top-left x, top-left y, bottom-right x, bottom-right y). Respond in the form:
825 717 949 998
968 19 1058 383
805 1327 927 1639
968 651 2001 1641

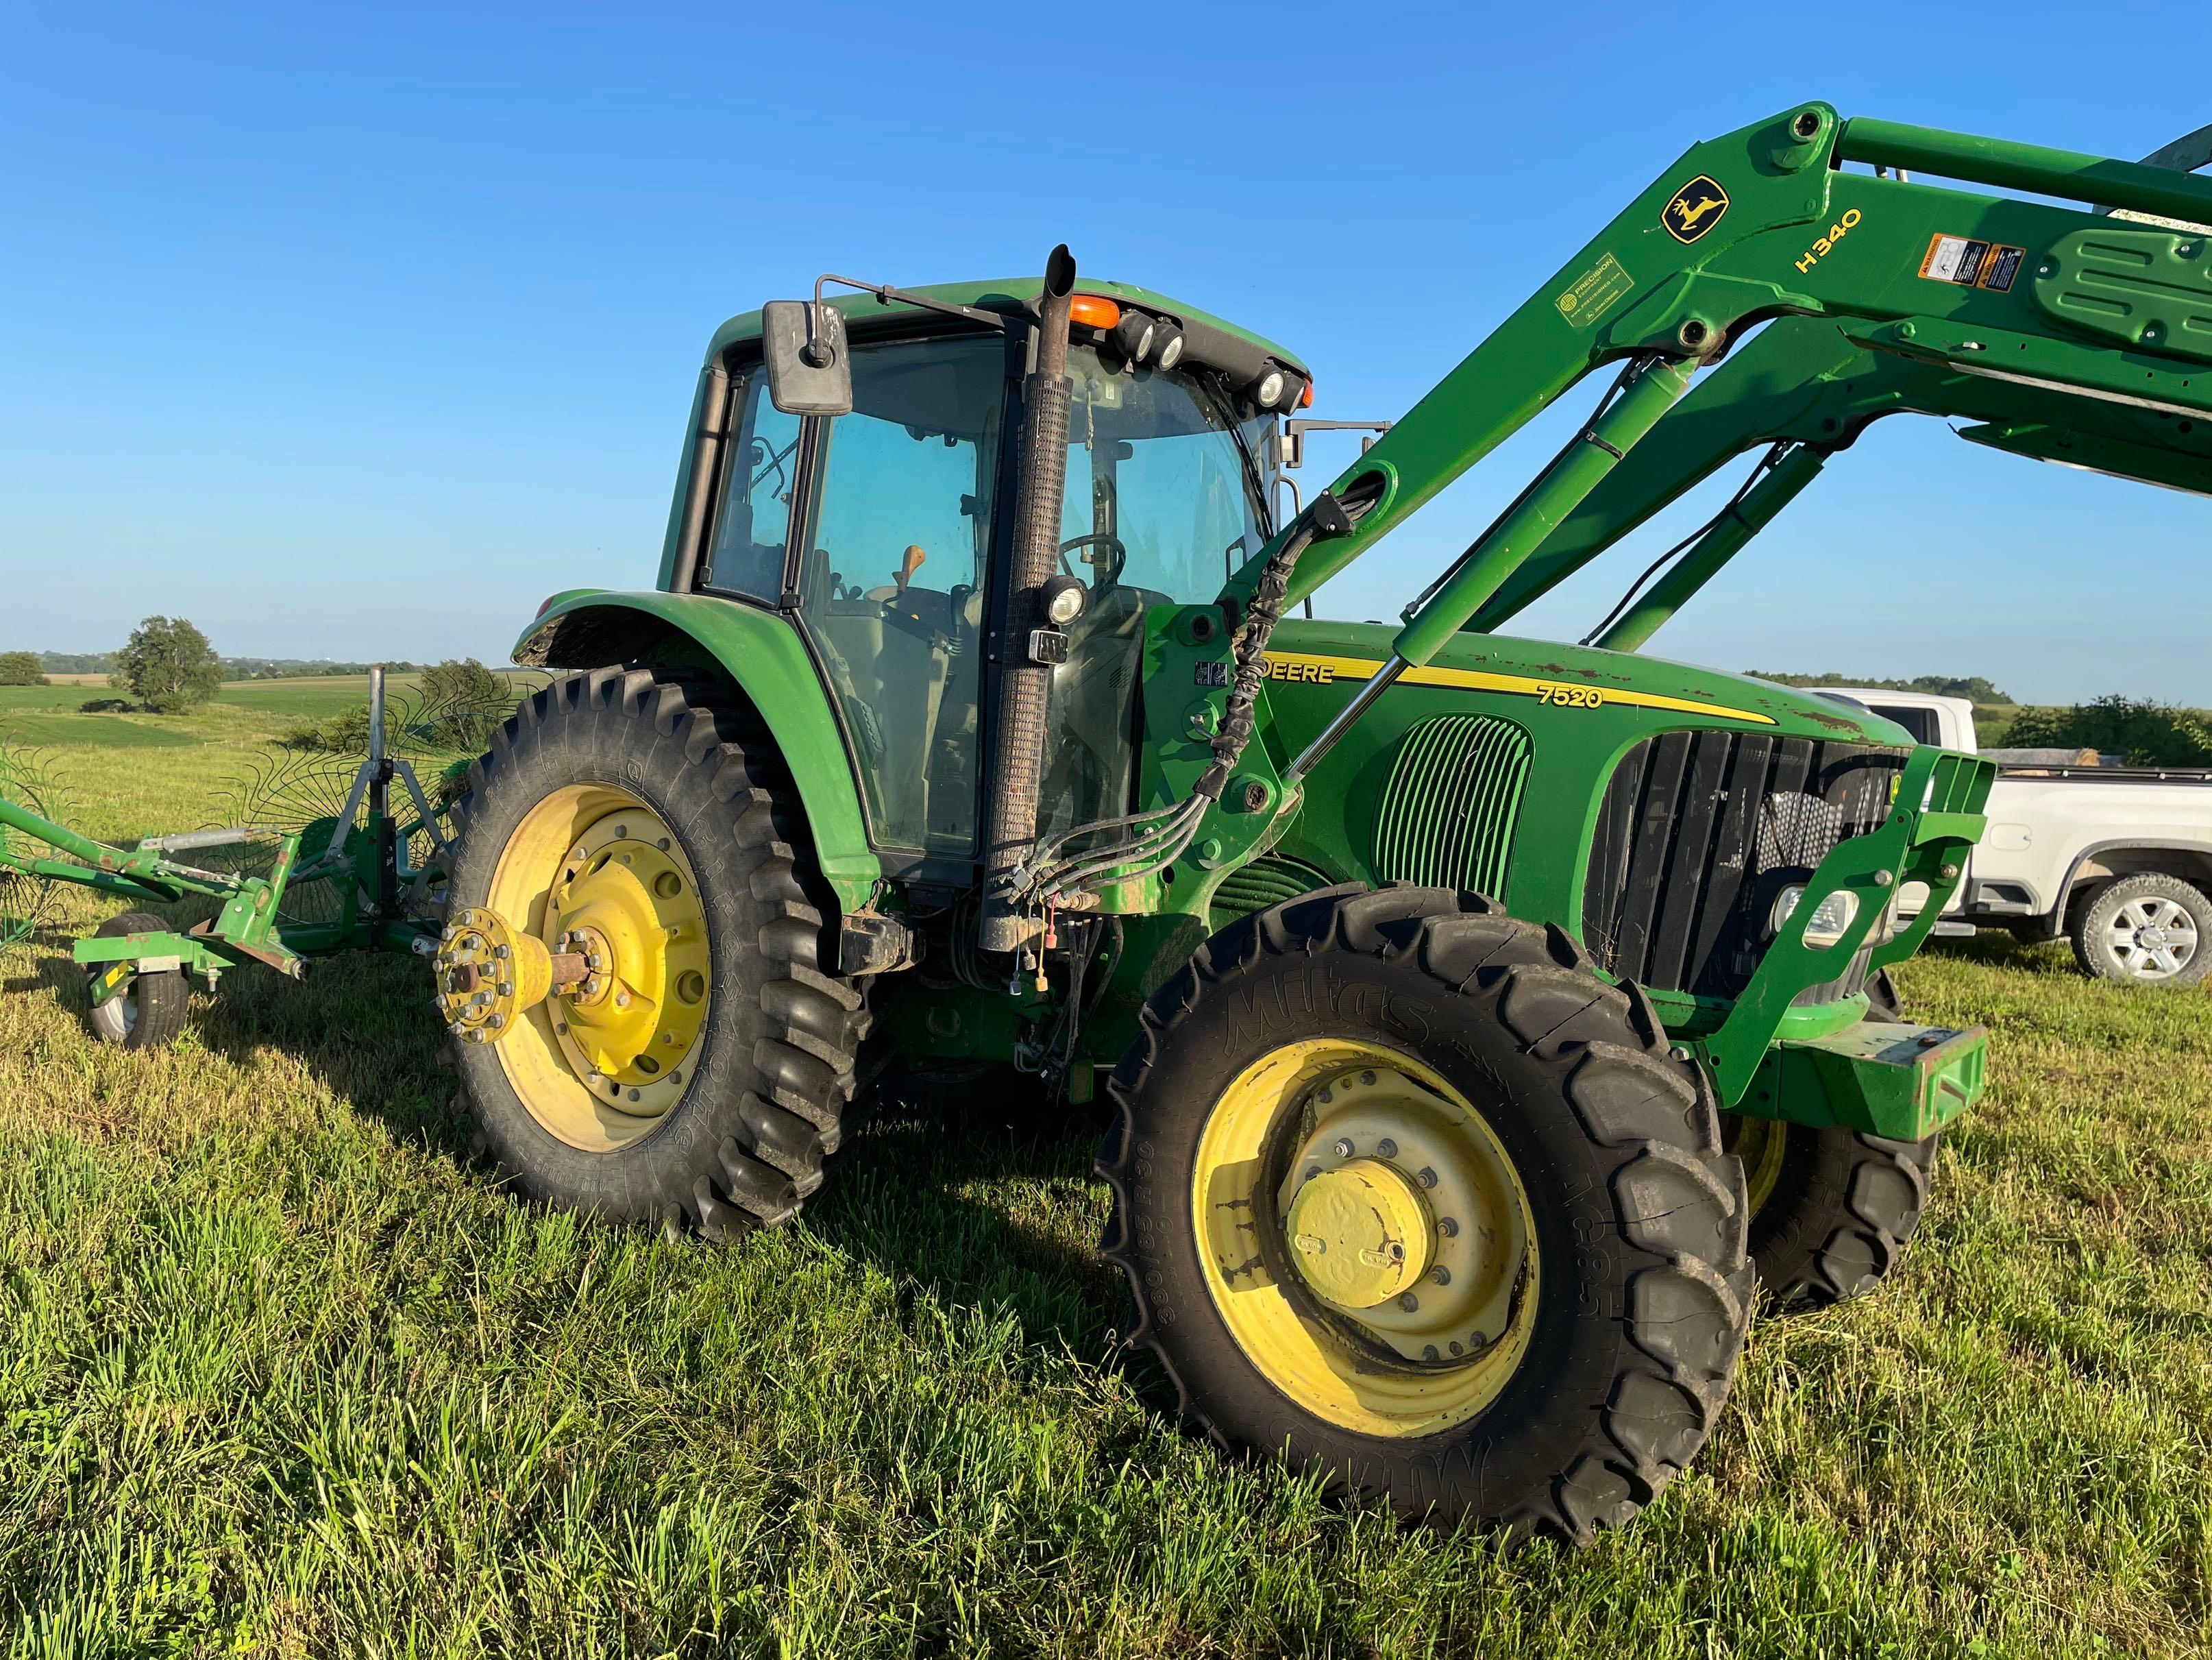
1728 1116 1790 1219
1192 1038 1539 1439
484 785 711 1151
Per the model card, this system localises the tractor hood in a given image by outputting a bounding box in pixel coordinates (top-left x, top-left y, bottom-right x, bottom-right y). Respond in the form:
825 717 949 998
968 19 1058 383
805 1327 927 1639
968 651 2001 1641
1263 618 1912 749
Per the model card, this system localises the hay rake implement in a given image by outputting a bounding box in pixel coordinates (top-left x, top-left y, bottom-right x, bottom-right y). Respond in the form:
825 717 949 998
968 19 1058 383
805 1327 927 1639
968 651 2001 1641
0 668 467 1043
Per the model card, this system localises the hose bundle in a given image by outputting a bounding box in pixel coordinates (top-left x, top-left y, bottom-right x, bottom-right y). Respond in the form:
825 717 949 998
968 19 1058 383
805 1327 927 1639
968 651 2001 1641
994 482 1375 914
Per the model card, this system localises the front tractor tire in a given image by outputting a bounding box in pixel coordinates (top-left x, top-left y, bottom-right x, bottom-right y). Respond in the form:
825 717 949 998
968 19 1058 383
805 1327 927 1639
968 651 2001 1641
445 667 865 1238
1097 885 1752 1542
1725 1115 1938 1311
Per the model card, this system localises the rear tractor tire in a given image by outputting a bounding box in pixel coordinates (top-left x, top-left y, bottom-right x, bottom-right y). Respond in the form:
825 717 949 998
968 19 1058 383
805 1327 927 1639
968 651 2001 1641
83 911 188 1049
1097 883 1752 1543
444 666 866 1238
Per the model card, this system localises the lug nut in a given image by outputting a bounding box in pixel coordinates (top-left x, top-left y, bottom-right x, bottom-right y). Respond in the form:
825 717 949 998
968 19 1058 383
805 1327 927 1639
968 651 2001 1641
489 1012 505 1029
1429 1266 1451 1286
1376 1138 1398 1159
1360 1071 1375 1086
1438 1217 1459 1238
1397 1293 1419 1313
1416 1167 1438 1189
1422 1345 1439 1362
615 991 631 1009
497 982 514 998
493 943 511 960
1303 1165 1321 1182
1333 1137 1355 1159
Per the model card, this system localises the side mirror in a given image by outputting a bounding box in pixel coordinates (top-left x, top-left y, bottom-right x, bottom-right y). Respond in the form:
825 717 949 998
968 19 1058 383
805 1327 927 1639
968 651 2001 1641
762 301 853 417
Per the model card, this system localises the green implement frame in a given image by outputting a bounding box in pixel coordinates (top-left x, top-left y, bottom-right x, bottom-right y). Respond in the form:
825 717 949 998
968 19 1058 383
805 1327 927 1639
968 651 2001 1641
0 668 450 1007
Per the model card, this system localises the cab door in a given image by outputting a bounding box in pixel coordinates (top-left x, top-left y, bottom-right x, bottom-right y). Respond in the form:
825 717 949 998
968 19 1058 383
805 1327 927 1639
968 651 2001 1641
701 328 1009 866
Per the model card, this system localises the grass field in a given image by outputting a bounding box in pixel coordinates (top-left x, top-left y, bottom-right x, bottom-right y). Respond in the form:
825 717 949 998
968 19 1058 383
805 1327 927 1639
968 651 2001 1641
1 692 2207 1657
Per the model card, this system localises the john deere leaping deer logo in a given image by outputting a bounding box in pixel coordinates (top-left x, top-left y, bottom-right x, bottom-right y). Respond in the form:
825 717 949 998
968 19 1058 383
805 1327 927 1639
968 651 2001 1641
1662 175 1730 243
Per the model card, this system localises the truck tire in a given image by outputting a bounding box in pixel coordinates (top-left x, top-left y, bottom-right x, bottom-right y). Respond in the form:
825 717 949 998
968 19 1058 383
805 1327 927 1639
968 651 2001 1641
2069 872 2212 986
446 666 867 1238
83 911 188 1049
1723 1115 1937 1310
1096 884 1752 1543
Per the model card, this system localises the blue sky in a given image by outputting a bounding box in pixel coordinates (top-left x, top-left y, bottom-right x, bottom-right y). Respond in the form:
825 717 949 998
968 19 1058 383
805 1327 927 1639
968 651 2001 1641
3 2 2208 703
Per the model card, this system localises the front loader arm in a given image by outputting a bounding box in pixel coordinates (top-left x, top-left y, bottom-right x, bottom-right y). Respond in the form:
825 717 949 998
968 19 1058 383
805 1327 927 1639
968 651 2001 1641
1232 103 2212 687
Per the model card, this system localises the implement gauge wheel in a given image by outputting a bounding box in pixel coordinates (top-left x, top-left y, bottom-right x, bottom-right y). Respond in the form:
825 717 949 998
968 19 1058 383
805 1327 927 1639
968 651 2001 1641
84 912 187 1049
444 667 868 1238
1097 884 1752 1542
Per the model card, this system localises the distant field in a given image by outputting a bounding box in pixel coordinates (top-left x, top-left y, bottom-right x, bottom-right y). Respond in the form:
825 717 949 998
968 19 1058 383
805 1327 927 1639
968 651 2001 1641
0 673 543 751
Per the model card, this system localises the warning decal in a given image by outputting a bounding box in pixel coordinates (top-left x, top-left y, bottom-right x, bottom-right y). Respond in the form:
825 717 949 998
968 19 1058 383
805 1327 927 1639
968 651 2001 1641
1919 232 2028 292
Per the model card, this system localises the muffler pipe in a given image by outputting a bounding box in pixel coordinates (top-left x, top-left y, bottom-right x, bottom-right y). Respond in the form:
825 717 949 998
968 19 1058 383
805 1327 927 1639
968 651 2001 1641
979 245 1078 956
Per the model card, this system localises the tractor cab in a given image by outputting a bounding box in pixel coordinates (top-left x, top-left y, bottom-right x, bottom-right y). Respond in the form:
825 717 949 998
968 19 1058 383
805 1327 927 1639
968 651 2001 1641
679 280 1304 881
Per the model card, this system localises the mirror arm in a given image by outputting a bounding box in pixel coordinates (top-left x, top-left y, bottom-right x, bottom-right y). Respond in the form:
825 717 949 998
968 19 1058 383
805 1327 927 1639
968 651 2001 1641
809 273 1015 354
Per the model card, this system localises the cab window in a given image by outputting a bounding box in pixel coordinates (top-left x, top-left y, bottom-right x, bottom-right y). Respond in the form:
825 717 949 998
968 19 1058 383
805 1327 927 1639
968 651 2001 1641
794 332 1005 855
702 369 803 602
1041 347 1272 837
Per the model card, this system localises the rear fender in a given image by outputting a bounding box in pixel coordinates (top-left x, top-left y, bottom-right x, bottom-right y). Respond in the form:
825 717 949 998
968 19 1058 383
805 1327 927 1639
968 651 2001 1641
514 590 881 912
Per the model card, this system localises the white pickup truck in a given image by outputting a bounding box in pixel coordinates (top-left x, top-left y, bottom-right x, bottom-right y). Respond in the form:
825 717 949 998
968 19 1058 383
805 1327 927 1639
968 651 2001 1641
1821 689 2212 986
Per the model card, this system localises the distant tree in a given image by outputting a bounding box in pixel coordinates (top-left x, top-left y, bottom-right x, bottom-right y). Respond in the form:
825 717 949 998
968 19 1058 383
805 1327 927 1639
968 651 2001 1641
1745 670 2015 705
0 651 47 686
2004 696 2212 768
110 616 223 713
414 658 513 750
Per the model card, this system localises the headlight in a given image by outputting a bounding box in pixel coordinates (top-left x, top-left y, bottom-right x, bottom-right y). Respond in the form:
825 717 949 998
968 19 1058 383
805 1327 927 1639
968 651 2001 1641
1769 883 1860 949
1040 573 1087 626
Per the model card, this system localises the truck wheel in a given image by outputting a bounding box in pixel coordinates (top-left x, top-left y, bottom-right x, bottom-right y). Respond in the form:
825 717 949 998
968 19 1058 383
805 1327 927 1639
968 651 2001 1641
1723 1115 1937 1310
2070 872 2212 986
1097 885 1751 1542
83 912 187 1049
445 667 867 1238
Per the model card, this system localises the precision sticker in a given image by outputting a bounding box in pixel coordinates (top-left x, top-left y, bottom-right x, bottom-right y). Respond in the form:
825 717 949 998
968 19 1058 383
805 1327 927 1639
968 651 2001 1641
1556 252 1635 329
1919 232 2026 292
1662 175 1731 244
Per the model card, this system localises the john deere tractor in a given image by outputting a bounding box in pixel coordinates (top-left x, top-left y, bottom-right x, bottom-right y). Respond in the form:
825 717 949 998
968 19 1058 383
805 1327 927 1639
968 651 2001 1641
417 107 2212 1536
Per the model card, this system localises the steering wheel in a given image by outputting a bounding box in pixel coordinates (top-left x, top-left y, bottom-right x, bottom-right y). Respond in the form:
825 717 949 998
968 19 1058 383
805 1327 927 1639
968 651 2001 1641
1059 533 1127 583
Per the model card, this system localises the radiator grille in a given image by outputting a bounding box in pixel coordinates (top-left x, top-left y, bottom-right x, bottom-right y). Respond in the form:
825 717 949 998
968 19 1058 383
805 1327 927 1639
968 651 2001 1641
1583 732 1907 997
1373 714 1532 901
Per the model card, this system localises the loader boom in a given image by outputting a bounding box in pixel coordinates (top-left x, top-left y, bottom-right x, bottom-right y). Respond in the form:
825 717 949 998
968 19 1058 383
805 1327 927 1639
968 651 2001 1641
1235 103 2212 679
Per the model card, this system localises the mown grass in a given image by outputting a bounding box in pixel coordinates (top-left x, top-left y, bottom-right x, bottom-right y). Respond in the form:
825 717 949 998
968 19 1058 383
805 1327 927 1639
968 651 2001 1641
1 737 2207 1657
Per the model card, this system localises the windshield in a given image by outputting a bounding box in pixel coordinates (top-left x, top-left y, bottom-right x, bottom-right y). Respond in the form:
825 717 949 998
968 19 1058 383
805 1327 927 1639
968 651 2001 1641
1057 347 1274 604
1039 350 1276 842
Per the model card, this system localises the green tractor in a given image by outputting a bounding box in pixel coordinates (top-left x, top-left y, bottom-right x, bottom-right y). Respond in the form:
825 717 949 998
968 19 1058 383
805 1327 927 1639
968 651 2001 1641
22 103 2212 1540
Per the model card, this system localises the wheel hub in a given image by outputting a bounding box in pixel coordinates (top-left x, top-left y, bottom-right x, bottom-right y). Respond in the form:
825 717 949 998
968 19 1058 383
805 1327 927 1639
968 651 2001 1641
539 810 711 1113
1191 1040 1541 1438
1273 1063 1532 1366
1283 1159 1432 1308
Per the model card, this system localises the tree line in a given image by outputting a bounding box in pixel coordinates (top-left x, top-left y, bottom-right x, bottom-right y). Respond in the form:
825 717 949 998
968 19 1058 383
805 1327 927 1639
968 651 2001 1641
0 619 495 719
